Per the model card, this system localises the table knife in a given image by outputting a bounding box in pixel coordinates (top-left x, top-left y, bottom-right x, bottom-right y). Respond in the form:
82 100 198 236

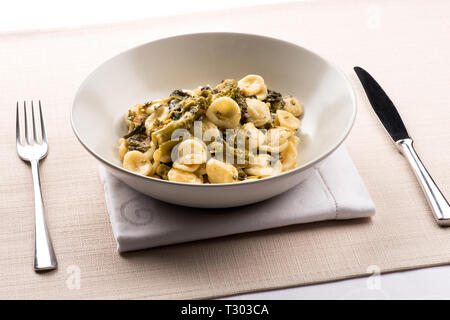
354 66 450 226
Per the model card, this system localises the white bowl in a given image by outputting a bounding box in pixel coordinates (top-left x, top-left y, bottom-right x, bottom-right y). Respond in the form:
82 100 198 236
71 33 356 208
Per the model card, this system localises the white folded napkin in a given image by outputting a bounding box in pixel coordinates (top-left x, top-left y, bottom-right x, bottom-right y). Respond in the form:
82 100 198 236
99 146 375 252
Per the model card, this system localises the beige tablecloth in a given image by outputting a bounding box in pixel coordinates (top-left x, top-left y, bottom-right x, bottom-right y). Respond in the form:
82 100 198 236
0 0 449 299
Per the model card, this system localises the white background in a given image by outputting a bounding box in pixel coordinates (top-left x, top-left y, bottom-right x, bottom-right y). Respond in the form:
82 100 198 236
0 0 293 32
3 0 449 300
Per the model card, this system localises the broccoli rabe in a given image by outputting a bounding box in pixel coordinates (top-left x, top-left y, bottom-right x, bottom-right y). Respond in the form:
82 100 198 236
263 89 285 112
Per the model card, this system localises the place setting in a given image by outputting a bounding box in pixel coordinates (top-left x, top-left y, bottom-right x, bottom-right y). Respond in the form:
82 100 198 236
2 0 450 301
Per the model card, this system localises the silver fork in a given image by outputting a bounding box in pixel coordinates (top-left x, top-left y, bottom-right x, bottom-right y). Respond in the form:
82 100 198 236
16 101 57 271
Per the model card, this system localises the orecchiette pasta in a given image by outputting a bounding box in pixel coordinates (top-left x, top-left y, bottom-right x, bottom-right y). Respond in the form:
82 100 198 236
280 141 298 171
275 110 301 131
119 75 304 183
206 158 239 183
172 162 200 172
245 98 271 127
168 168 202 184
206 96 241 129
143 147 155 162
159 147 172 163
283 95 303 117
245 154 282 177
176 138 207 165
241 122 266 149
261 127 292 153
118 138 128 160
238 74 268 100
289 134 300 148
191 118 221 144
123 150 153 176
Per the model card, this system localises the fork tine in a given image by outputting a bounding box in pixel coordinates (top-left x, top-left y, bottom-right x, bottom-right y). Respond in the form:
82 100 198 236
23 101 30 144
16 102 21 145
39 101 47 143
31 101 38 143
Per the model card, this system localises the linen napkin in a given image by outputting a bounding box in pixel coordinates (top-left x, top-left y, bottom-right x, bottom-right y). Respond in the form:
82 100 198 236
99 146 375 252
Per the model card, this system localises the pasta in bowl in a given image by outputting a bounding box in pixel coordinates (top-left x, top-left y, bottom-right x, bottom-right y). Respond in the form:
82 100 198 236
71 33 356 207
119 75 304 184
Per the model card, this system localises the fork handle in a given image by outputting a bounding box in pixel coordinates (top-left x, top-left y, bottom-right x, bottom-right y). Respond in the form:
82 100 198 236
396 138 450 226
31 160 57 271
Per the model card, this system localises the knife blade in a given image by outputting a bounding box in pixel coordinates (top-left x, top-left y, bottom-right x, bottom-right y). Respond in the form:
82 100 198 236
354 66 409 142
354 66 450 226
